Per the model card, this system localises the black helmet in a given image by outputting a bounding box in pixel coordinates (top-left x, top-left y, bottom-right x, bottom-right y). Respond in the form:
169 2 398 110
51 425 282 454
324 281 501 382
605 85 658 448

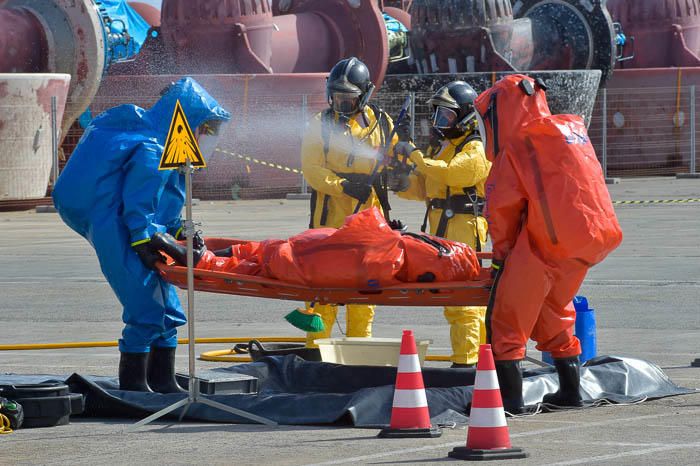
427 81 479 138
326 57 375 116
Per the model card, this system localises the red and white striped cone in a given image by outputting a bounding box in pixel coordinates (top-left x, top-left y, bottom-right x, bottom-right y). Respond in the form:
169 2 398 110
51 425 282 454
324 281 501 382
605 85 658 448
378 330 441 438
449 344 528 460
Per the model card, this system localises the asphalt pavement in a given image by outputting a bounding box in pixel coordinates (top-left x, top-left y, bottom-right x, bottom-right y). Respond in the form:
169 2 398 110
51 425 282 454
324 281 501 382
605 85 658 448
1 177 699 465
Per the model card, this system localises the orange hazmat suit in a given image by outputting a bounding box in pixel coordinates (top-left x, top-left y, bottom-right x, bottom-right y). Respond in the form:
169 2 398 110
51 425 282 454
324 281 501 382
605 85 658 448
194 208 481 286
474 75 623 361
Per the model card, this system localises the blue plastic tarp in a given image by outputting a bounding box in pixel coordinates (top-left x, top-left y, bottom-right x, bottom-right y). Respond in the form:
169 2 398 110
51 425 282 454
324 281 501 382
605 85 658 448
99 0 151 59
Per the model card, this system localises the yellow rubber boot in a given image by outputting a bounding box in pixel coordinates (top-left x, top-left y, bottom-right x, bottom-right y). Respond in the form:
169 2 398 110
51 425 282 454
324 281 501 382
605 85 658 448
305 303 338 348
346 304 375 338
443 306 486 365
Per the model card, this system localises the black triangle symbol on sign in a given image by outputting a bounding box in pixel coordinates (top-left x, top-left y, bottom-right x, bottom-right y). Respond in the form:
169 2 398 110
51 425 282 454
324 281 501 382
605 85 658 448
159 100 206 170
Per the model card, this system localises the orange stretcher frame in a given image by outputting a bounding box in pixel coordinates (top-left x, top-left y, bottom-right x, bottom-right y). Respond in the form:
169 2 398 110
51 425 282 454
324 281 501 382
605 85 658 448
157 238 494 306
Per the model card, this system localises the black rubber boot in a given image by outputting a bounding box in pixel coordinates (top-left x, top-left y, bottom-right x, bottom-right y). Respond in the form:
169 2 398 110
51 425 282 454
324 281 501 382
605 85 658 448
495 360 525 414
152 232 206 266
147 347 186 393
542 357 583 407
119 352 153 392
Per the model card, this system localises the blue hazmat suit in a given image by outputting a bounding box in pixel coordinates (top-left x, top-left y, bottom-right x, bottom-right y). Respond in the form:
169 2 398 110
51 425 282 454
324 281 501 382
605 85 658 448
53 77 230 353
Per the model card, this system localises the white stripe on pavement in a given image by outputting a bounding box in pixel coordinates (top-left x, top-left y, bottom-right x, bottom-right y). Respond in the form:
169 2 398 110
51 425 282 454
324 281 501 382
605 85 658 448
392 388 428 408
543 442 700 466
301 409 700 466
397 354 421 373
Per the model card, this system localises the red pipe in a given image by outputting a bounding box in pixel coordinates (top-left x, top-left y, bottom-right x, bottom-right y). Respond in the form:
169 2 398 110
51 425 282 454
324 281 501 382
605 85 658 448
133 0 387 86
0 7 48 73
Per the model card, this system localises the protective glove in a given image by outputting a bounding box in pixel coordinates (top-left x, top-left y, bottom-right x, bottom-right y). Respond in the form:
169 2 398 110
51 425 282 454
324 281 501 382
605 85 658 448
175 225 205 250
133 240 166 271
192 230 206 251
389 219 408 234
387 167 411 192
395 117 412 142
341 180 373 204
393 141 417 158
491 259 504 279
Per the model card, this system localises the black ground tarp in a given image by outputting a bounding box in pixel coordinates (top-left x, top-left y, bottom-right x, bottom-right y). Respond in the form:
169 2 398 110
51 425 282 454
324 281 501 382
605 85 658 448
0 355 695 427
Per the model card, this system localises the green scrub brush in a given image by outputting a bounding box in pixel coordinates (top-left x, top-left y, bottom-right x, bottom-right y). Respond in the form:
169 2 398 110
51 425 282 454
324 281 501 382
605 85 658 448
284 308 326 333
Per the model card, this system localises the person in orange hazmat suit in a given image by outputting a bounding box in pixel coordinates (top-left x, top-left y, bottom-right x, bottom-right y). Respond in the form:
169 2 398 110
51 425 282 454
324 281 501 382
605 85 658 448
150 208 481 286
473 75 623 413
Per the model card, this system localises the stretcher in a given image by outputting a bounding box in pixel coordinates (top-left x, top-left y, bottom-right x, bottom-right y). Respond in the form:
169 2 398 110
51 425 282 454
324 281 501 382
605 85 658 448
158 238 494 307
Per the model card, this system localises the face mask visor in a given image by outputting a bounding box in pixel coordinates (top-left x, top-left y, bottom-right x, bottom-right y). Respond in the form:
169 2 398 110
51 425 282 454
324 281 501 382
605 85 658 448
432 106 459 130
330 92 361 115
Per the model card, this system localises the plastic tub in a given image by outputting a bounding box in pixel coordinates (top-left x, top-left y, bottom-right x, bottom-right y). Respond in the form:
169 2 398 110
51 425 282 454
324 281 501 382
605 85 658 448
315 337 432 367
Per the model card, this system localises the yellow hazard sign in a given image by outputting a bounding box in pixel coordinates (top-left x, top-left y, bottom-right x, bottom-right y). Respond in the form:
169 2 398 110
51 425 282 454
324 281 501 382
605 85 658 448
159 100 206 170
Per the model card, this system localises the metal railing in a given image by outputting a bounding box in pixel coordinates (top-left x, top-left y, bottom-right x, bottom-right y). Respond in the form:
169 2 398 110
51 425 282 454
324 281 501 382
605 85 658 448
589 86 698 177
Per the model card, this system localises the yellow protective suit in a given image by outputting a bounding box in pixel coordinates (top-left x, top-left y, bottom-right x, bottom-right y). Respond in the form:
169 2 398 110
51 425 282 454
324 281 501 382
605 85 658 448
398 131 491 365
301 105 397 347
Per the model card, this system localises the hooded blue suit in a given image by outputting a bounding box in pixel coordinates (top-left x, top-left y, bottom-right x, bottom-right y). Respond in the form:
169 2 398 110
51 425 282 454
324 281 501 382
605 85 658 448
53 78 230 353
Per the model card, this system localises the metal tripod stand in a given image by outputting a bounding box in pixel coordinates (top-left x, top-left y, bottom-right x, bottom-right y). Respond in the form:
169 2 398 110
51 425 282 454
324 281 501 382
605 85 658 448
130 160 276 429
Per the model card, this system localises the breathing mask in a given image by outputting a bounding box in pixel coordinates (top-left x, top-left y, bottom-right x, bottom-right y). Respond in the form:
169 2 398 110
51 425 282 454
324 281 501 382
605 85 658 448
330 91 362 116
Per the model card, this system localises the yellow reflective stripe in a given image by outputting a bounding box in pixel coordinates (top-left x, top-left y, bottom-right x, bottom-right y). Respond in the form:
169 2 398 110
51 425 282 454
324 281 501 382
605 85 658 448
174 227 183 239
131 238 151 247
491 263 501 270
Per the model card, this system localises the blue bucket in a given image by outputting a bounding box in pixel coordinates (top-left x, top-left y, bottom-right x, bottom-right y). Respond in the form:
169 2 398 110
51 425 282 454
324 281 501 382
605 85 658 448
542 296 597 364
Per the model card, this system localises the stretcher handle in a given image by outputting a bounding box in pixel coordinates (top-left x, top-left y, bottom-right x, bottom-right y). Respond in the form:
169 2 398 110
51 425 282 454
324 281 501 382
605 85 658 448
158 263 493 291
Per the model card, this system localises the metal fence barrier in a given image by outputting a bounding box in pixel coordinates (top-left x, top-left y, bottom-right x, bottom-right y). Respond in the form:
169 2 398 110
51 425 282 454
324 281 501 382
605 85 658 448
54 86 699 200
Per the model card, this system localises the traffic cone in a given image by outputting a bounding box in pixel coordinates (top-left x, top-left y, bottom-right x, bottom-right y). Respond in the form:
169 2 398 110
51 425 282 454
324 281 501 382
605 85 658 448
449 344 528 460
378 330 441 438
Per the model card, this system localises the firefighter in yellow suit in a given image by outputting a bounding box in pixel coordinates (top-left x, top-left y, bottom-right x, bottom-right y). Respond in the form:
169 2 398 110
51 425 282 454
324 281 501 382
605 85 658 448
300 57 398 347
390 81 491 367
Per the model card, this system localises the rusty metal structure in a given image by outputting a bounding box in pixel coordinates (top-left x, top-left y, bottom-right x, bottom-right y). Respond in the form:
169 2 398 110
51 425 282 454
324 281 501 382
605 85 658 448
592 0 700 174
0 0 107 138
607 0 700 68
113 0 388 82
5 0 694 204
403 0 617 84
98 0 391 197
0 0 392 202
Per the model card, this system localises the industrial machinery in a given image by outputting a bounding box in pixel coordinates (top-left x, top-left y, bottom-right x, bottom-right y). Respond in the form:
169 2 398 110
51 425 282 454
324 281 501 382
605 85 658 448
408 0 617 83
5 0 681 205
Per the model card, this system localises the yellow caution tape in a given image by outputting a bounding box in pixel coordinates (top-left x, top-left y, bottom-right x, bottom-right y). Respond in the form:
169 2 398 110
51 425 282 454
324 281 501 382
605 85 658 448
215 148 302 174
612 199 700 205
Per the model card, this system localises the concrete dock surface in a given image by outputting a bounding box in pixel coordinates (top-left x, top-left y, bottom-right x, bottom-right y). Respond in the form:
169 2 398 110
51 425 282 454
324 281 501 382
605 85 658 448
1 178 698 465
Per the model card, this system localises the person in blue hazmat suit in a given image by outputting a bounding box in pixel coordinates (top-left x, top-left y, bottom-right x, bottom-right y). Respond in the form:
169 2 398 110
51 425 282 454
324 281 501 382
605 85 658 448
53 78 230 392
